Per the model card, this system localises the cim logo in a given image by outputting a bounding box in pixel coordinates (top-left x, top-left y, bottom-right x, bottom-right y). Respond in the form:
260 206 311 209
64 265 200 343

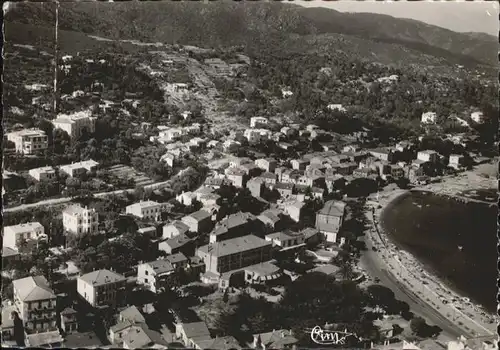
309 325 360 345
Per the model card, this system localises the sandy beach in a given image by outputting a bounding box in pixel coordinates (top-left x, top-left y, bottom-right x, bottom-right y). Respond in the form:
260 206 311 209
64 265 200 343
362 164 497 337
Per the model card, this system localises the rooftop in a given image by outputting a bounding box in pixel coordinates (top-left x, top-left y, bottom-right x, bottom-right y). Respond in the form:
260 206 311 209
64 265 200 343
7 128 46 137
29 166 56 173
120 305 146 324
198 235 271 257
318 200 346 217
2 246 20 258
212 212 255 236
26 330 63 347
4 221 43 234
79 269 126 286
122 324 168 349
166 220 190 234
12 275 55 302
63 331 104 349
60 159 99 170
196 336 242 350
178 321 211 340
54 110 93 122
144 259 174 275
127 200 162 209
275 182 294 190
162 234 193 250
185 209 211 222
254 329 298 348
266 230 302 241
63 204 95 216
166 252 188 265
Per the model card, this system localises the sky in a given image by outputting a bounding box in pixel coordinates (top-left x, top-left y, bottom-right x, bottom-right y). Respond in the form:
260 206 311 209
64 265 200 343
298 0 499 36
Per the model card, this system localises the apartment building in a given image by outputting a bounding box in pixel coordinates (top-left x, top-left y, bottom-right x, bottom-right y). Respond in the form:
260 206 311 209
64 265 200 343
77 269 126 308
63 205 99 235
52 110 96 139
197 235 273 275
315 200 346 243
12 276 57 333
3 222 47 250
126 201 163 221
29 166 57 182
59 160 99 178
7 128 48 154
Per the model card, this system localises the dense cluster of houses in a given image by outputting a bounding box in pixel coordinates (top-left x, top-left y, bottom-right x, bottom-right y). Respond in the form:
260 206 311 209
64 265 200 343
3 60 491 350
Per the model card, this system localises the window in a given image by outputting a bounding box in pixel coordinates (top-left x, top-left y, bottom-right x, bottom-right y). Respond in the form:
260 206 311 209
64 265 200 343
144 278 148 284
145 270 149 275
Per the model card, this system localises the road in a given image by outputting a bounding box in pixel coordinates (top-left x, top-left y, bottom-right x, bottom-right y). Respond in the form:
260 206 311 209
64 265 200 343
4 167 194 213
360 249 467 339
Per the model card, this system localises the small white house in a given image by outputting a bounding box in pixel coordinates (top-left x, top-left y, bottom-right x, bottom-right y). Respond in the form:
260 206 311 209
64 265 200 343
421 112 437 124
470 111 484 123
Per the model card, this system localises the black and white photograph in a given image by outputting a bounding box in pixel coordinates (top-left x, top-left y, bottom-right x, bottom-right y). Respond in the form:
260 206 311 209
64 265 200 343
1 0 498 349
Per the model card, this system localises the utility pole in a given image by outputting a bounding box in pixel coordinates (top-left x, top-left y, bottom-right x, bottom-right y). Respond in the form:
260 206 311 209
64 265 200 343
53 1 60 114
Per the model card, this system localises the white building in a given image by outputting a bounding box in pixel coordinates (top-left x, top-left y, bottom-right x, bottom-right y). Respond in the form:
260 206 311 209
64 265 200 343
417 150 439 163
176 192 197 206
159 128 184 143
137 259 176 294
223 139 241 152
161 152 176 167
29 166 56 182
244 128 272 142
126 201 163 221
52 110 96 139
250 117 269 128
59 160 99 178
449 154 465 169
421 112 437 124
3 222 47 250
77 269 126 308
470 111 484 123
7 128 48 154
281 89 293 98
327 104 347 112
13 276 58 333
63 205 99 235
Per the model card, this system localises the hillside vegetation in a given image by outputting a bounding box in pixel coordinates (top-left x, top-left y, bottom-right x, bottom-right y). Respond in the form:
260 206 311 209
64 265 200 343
5 1 497 68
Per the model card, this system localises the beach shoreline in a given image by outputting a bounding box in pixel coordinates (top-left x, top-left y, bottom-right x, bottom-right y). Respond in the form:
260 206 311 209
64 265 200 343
362 166 497 337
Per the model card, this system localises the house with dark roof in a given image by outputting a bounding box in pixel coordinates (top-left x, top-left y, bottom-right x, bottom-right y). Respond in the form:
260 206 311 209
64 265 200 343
182 209 213 233
369 148 394 163
163 220 190 239
159 233 195 256
195 336 242 350
175 321 212 348
250 329 298 350
256 172 277 185
122 323 169 349
119 305 146 324
265 231 305 249
77 269 126 308
257 209 284 231
209 212 257 243
275 182 294 198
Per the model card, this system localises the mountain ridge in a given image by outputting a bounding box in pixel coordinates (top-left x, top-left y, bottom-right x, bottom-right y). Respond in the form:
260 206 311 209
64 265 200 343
4 1 497 67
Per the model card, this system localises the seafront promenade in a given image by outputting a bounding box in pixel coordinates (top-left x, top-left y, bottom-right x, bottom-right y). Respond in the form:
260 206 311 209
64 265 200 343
363 185 496 338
